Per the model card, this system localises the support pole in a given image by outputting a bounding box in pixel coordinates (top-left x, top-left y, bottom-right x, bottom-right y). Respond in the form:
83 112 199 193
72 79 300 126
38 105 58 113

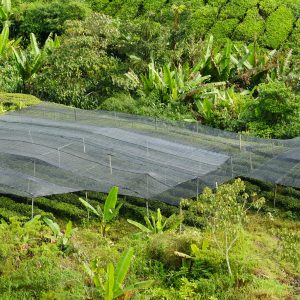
239 133 242 151
86 191 89 220
273 184 277 208
31 198 34 219
83 137 86 153
57 148 61 167
146 201 149 218
155 117 157 130
146 141 149 157
230 157 234 178
215 182 218 189
74 109 77 121
249 152 253 171
108 155 112 175
196 177 199 201
179 202 183 234
33 159 36 177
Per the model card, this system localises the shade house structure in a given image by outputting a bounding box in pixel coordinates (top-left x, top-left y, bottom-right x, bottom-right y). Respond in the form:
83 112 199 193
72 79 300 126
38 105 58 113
0 102 299 206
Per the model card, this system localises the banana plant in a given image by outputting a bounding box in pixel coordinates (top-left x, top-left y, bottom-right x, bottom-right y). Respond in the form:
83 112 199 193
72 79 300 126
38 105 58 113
127 208 183 235
126 60 211 103
84 247 154 300
79 186 122 236
12 32 60 91
174 240 210 270
0 0 12 23
0 21 19 59
44 218 76 253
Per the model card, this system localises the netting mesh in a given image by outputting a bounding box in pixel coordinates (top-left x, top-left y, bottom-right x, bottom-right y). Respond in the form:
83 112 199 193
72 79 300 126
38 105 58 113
0 102 299 205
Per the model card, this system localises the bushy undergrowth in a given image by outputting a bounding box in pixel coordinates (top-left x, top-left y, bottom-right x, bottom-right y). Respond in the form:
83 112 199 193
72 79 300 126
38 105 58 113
0 180 299 299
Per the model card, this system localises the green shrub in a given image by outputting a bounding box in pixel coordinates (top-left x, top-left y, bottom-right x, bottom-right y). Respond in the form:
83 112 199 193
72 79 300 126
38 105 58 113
234 8 265 42
18 0 91 42
33 197 86 221
186 6 218 39
115 0 144 19
208 0 228 8
262 192 300 213
99 93 138 114
0 196 52 219
0 207 22 221
220 0 259 19
262 6 294 49
258 0 278 17
208 19 239 43
148 230 202 269
241 82 300 138
85 0 110 12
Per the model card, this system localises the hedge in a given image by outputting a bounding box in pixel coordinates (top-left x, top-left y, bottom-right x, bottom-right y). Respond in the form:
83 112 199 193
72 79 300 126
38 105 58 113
220 0 259 19
187 6 218 39
262 6 294 49
208 18 239 43
0 196 52 219
233 8 265 42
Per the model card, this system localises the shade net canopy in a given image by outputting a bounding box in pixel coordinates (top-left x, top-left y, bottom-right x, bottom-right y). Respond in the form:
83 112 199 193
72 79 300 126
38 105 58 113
0 102 299 205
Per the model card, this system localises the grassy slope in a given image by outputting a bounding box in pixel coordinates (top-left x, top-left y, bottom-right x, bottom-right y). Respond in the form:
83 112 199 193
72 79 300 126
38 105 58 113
0 189 299 299
0 92 41 113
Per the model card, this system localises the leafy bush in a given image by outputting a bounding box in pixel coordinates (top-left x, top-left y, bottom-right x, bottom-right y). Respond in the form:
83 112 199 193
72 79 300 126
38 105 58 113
262 6 294 49
148 230 202 269
32 13 125 108
186 6 218 39
241 81 300 138
33 197 86 221
17 0 91 42
0 196 52 219
208 19 239 43
220 0 259 19
234 8 265 42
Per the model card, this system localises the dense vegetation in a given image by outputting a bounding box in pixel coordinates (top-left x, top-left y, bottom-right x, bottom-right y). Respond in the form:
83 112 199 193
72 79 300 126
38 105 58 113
0 0 299 138
0 180 299 299
0 0 299 299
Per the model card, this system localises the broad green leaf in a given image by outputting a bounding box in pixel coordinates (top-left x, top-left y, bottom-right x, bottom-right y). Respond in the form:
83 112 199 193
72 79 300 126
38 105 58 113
79 197 100 217
44 218 61 237
103 186 119 222
127 219 152 233
114 247 134 289
105 263 114 300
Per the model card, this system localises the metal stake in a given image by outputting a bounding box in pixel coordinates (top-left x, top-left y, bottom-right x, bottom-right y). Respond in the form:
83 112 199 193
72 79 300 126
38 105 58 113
83 137 86 153
108 155 112 175
86 191 89 220
31 198 34 219
146 201 149 218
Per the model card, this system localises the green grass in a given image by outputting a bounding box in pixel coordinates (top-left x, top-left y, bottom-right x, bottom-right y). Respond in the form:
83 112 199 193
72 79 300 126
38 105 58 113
0 93 41 114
